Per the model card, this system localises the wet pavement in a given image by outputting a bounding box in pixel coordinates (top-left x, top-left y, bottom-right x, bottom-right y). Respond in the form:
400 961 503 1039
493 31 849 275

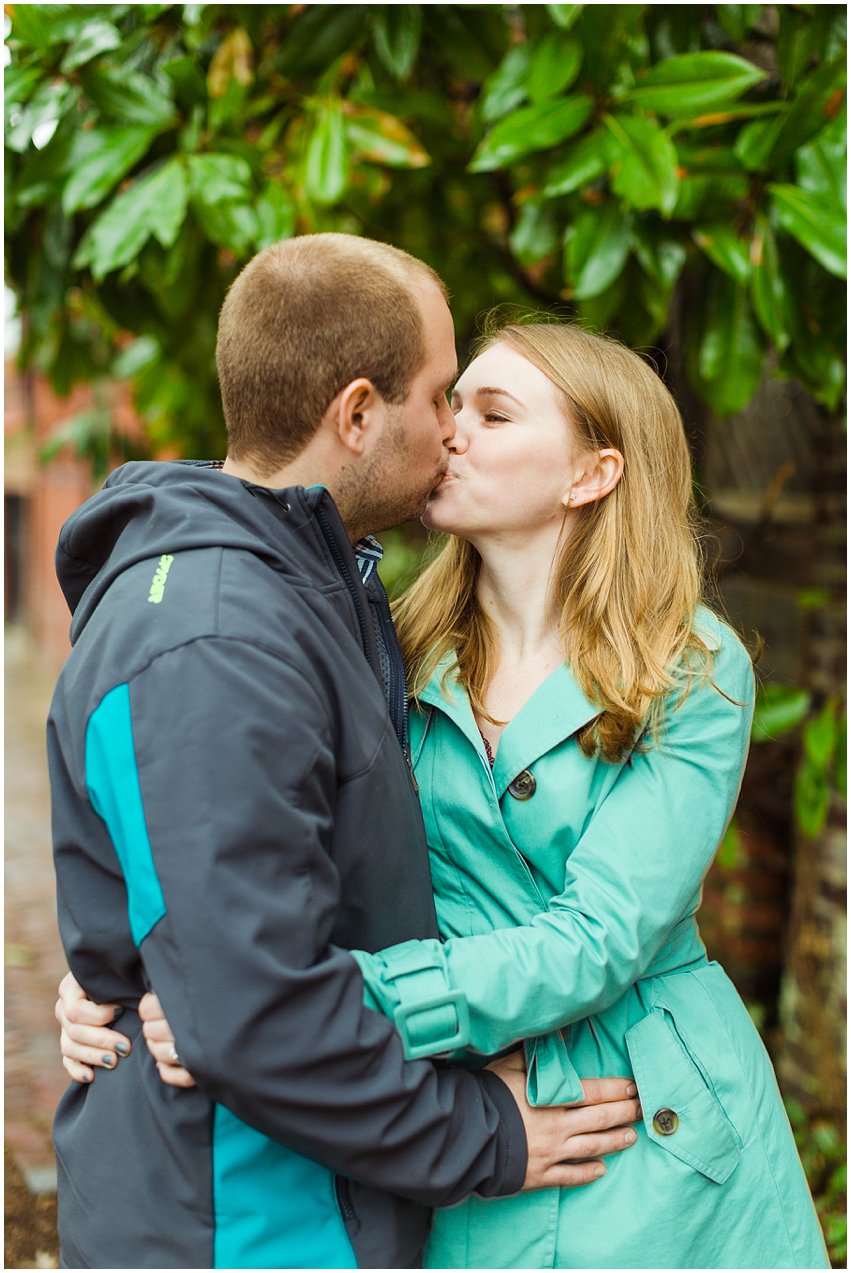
5 627 69 1193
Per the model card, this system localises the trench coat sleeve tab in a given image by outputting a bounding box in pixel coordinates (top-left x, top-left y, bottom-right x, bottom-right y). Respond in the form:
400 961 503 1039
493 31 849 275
353 941 471 1058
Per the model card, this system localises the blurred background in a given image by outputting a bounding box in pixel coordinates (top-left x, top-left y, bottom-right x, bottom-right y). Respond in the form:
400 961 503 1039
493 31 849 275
4 4 846 1267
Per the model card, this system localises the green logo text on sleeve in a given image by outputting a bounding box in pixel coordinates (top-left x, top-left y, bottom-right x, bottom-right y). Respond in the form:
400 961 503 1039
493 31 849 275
147 554 175 604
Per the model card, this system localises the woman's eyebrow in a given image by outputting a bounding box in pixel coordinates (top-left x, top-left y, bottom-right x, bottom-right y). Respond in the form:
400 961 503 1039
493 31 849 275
476 386 525 407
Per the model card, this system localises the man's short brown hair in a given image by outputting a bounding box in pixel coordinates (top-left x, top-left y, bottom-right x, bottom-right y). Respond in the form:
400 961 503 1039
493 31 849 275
216 233 447 475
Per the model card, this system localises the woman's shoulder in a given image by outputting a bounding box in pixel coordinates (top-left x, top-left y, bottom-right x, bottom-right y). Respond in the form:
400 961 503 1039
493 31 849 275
691 604 755 702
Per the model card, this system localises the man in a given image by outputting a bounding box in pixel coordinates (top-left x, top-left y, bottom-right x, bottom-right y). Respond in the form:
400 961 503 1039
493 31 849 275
49 234 637 1269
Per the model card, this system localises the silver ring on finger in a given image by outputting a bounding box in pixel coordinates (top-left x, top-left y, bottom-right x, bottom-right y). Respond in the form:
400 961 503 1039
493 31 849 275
168 1044 180 1065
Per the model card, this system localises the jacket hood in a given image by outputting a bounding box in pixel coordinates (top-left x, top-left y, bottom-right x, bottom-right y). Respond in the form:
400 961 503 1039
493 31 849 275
56 460 351 643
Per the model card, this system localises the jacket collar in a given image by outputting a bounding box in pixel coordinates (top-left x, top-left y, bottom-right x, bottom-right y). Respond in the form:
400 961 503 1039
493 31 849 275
417 655 602 798
415 608 722 797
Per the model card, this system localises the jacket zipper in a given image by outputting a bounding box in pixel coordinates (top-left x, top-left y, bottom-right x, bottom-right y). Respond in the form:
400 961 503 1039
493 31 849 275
314 504 417 791
371 578 417 788
335 1175 357 1223
315 506 373 664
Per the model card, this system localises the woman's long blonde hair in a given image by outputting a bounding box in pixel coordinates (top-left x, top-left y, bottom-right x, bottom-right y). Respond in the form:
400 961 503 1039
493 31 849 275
392 317 714 763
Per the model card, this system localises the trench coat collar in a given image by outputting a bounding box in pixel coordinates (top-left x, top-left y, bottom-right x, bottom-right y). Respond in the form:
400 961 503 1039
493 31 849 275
414 610 722 797
417 655 602 799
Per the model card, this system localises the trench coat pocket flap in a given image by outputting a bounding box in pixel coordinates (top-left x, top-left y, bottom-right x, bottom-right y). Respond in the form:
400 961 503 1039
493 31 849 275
524 1033 585 1107
625 1008 741 1184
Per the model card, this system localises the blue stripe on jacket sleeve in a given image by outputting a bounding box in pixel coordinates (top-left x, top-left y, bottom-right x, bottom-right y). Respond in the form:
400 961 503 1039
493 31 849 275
85 683 166 946
213 1105 357 1269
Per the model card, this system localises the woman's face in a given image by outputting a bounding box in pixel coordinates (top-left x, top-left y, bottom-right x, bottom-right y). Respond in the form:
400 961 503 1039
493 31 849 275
423 341 579 540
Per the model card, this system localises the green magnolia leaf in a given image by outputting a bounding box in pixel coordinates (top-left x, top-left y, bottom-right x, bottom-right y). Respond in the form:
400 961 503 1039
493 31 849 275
835 712 846 800
631 226 686 289
74 159 189 279
692 223 750 284
716 818 745 870
541 131 607 197
716 5 763 43
4 66 45 112
80 65 177 128
734 114 788 173
575 268 629 331
62 126 159 213
13 117 79 208
670 102 786 133
479 44 533 125
697 273 764 415
796 112 847 210
526 33 582 104
347 108 430 168
781 300 847 412
546 4 584 31
770 56 847 166
254 182 297 250
163 56 209 109
751 684 813 742
112 335 160 380
794 757 831 838
620 52 767 118
469 94 594 171
802 701 839 767
305 100 350 205
509 201 560 266
749 218 793 351
193 200 258 253
278 4 366 77
736 57 846 172
6 81 76 153
602 113 679 215
60 18 122 73
7 5 54 52
769 183 846 279
564 201 631 299
188 154 253 207
371 6 423 80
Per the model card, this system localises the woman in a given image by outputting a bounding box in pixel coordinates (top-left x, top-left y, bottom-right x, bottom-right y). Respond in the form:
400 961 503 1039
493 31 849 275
58 320 828 1268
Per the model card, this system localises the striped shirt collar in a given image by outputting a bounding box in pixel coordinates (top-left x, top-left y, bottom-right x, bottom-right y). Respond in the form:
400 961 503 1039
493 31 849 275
353 535 383 585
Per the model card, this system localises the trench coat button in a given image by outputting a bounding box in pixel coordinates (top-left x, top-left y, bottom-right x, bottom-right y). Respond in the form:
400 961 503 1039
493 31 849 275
508 770 536 800
652 1108 680 1136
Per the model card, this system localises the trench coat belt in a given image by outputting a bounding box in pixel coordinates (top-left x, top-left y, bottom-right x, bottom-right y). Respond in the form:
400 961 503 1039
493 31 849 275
521 923 709 1108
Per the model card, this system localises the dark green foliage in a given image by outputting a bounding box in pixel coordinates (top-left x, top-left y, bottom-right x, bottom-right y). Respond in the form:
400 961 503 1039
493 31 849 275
5 4 846 457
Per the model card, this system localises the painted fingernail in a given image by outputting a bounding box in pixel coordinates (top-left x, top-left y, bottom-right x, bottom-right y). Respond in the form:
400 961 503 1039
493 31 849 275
102 1054 114 1068
115 1041 130 1056
626 1082 637 1097
593 1165 605 1178
624 1129 637 1144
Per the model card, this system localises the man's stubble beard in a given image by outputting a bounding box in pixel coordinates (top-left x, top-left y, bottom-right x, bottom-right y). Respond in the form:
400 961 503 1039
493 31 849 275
338 410 445 541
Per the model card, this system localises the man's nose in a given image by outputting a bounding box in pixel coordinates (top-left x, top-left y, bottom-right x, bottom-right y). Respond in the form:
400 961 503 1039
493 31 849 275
445 407 468 453
439 397 457 446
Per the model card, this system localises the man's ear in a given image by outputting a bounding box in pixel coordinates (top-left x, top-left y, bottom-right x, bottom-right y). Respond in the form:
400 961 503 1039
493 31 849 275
329 378 381 456
562 448 624 508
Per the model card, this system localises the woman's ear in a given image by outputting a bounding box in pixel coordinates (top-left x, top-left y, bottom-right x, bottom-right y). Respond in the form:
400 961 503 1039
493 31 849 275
332 378 380 456
562 448 624 508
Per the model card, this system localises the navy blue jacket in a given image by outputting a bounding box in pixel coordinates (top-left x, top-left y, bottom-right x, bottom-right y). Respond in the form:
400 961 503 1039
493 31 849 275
49 462 526 1269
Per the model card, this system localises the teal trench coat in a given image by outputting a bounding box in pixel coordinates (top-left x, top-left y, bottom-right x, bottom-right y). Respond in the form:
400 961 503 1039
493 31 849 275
355 610 828 1269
